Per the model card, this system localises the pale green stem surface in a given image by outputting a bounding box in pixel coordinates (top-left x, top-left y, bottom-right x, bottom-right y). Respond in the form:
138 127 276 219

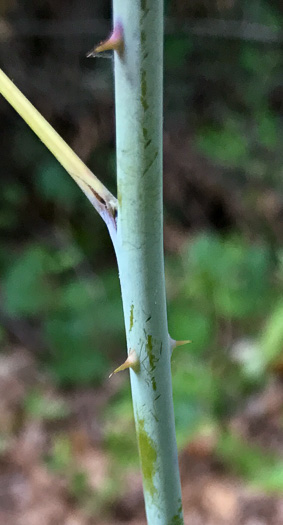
112 1 184 523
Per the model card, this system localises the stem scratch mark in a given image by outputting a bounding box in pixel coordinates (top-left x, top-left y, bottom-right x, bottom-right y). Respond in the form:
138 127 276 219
129 304 134 331
141 69 149 111
142 151 158 177
87 186 106 206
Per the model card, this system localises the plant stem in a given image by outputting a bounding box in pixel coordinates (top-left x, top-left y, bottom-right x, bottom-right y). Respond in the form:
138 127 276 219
0 69 117 236
112 1 184 523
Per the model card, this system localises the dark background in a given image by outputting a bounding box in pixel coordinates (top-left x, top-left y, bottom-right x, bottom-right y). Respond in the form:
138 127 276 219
0 1 283 524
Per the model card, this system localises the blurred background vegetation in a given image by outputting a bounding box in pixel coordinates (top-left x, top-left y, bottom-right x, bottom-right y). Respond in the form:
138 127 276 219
0 1 283 524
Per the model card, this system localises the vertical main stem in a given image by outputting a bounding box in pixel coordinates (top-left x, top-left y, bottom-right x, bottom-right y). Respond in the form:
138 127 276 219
113 1 183 523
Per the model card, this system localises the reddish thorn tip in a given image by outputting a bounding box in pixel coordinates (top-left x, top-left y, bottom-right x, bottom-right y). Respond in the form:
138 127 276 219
87 21 124 58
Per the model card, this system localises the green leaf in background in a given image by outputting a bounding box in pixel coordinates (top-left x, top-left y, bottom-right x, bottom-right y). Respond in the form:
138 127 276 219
217 432 283 492
213 242 271 319
256 110 278 149
0 183 27 231
172 358 219 444
184 233 272 320
168 303 213 354
13 126 46 169
0 209 18 229
47 434 73 472
3 251 124 386
165 35 192 70
3 182 27 207
35 157 80 209
3 245 54 316
260 301 283 368
47 245 84 274
58 279 102 312
196 118 248 167
24 389 69 421
44 315 110 386
240 47 280 76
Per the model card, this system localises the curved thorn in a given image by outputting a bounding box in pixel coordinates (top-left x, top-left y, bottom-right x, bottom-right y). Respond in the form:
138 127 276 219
169 335 192 354
87 21 124 58
175 340 192 347
109 349 139 378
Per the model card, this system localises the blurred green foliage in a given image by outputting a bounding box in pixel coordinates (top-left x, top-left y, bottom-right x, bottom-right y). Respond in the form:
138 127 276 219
217 433 283 491
183 234 273 319
24 389 69 421
2 241 124 385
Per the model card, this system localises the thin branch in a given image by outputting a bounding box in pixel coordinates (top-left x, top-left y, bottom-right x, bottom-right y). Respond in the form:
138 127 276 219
0 69 117 236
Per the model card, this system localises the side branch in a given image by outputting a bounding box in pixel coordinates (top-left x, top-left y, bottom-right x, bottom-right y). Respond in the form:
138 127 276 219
0 69 117 234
